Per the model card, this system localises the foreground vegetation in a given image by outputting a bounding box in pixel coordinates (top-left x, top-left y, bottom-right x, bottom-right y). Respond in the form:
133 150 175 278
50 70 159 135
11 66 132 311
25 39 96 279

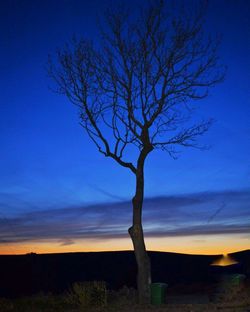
0 282 137 312
1 280 250 312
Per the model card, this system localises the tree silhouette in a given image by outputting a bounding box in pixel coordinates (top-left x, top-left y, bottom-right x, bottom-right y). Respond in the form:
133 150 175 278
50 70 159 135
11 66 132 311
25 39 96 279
48 0 224 303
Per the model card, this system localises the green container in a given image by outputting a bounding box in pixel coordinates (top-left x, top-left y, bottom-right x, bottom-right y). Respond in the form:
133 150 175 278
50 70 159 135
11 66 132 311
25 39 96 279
150 282 167 305
228 274 246 286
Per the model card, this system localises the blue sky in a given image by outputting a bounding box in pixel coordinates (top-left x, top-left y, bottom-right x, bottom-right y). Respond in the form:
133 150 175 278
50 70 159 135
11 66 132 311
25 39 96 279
0 0 249 254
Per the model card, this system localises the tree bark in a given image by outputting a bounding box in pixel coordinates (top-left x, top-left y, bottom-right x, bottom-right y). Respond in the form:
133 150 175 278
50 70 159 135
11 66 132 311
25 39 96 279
128 147 152 304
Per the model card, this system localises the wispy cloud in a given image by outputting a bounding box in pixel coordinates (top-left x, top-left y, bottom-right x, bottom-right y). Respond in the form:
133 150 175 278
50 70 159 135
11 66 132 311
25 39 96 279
0 189 249 244
58 239 75 246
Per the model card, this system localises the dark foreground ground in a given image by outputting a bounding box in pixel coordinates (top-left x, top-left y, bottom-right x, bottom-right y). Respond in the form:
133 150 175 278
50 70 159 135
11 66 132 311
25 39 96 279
0 284 250 312
0 250 249 311
0 249 249 298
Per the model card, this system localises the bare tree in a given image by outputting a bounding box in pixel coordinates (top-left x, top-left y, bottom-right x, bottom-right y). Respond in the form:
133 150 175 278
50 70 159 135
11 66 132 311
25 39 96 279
48 0 224 304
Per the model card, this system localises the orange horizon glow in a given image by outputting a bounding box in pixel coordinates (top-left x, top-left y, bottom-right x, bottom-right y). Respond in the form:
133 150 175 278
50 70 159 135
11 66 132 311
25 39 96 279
1 234 249 256
0 248 248 256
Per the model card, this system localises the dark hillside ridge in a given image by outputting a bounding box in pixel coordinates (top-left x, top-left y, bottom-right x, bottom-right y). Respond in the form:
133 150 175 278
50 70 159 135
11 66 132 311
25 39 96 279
0 250 248 298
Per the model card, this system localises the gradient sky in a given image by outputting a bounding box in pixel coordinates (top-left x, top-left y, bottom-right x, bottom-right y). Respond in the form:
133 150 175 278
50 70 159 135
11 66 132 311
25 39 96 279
0 0 250 255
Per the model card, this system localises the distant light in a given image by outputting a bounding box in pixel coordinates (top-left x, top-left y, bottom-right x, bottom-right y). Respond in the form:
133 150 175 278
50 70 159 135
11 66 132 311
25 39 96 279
211 254 238 266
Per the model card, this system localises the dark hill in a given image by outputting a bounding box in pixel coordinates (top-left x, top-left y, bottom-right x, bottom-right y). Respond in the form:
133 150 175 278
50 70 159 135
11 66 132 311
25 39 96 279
0 250 248 298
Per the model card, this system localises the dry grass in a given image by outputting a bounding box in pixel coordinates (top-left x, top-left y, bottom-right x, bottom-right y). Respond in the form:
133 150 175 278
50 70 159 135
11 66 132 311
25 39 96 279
0 282 249 312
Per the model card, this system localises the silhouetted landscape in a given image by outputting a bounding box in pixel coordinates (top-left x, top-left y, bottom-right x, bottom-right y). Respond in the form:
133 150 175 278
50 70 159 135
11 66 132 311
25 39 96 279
1 250 249 299
1 0 250 310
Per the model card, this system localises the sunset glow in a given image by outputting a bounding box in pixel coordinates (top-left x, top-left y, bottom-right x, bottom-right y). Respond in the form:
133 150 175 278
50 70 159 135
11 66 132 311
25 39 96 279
1 234 249 256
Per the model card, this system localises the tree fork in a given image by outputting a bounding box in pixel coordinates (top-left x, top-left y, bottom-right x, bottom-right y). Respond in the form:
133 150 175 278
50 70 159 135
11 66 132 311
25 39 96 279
49 0 224 304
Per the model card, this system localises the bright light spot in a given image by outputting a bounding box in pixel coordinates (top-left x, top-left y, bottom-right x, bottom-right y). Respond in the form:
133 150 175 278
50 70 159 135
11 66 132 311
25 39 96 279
211 254 238 266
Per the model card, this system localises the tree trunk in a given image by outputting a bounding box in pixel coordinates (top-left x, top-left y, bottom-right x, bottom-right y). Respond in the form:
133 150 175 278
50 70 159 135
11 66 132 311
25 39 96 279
128 222 151 304
128 147 152 304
